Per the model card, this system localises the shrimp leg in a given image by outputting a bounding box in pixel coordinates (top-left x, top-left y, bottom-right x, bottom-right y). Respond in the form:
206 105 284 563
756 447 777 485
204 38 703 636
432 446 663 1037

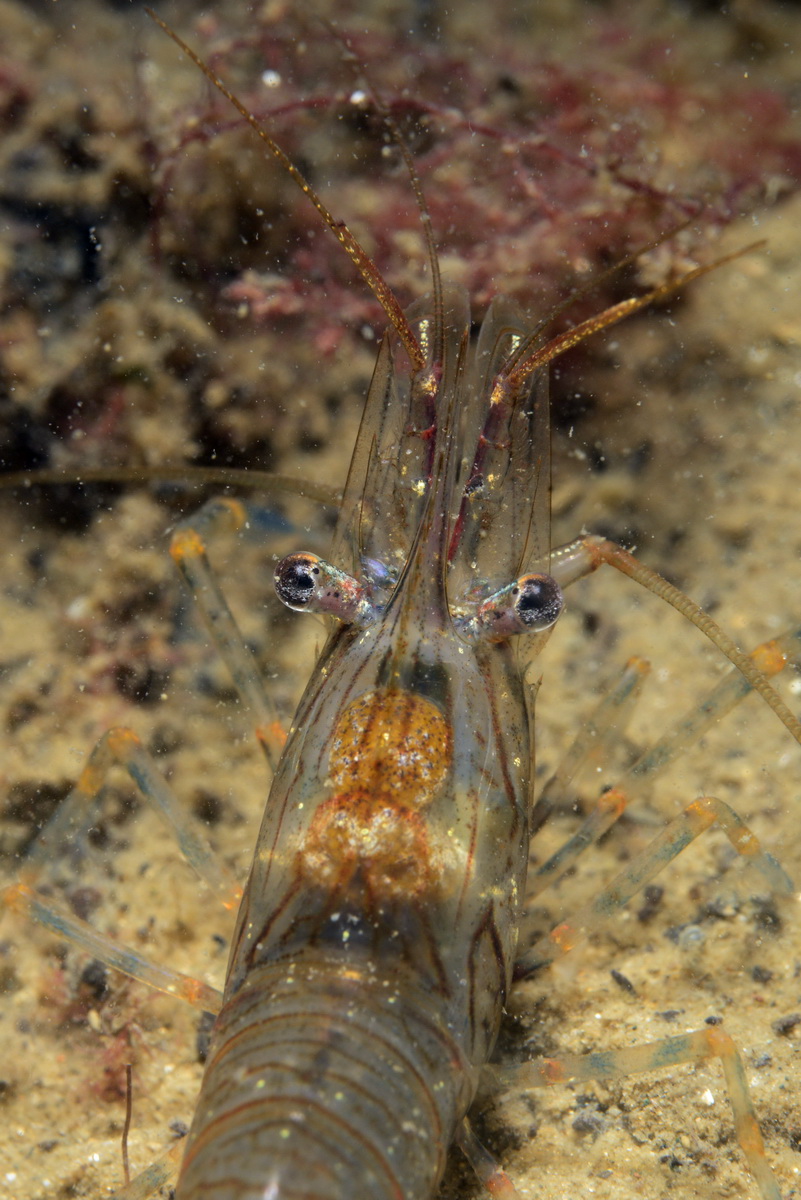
456 1118 523 1199
621 625 801 802
107 1143 184 1200
170 499 288 768
505 1027 780 1200
513 790 792 1200
552 535 801 746
0 727 238 1008
519 793 791 977
1 879 222 1012
529 626 801 898
20 726 242 909
531 657 651 834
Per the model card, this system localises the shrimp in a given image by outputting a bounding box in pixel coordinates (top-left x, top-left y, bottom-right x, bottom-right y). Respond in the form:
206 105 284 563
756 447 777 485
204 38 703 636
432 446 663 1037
2 8 800 1200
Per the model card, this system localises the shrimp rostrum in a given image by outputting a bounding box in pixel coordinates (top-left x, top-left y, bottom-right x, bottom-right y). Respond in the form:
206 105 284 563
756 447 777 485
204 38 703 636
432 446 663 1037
5 16 800 1200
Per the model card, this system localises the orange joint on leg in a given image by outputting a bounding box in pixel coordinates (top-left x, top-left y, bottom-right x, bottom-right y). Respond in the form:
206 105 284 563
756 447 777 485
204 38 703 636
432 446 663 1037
627 655 650 675
686 798 716 833
737 1115 767 1156
731 827 759 856
258 721 287 750
549 921 578 953
541 1057 567 1084
218 497 247 529
485 1167 519 1199
171 529 207 562
223 883 244 912
76 762 106 797
2 881 33 916
181 977 204 1007
705 1026 735 1058
751 639 788 677
598 787 626 819
585 538 609 571
107 727 141 758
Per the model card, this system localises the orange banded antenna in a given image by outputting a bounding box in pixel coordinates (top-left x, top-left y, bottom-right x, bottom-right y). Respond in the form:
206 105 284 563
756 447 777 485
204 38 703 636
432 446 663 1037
146 9 426 373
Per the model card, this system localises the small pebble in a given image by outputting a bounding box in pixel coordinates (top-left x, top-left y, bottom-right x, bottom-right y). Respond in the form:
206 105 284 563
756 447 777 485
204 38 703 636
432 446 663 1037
610 968 636 995
772 1013 801 1037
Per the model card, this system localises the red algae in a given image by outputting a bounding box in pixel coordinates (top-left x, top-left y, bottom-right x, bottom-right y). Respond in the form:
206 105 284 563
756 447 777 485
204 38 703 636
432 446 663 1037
143 1 801 542
157 5 801 348
0 0 800 488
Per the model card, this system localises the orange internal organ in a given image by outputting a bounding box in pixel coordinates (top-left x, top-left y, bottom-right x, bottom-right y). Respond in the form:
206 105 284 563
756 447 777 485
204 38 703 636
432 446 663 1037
298 689 453 902
330 688 452 807
299 793 433 900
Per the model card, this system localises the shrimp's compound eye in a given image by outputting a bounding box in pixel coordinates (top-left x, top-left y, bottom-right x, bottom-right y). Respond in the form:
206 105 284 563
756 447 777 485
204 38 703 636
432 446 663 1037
474 572 563 641
274 552 375 626
274 553 320 610
514 574 563 629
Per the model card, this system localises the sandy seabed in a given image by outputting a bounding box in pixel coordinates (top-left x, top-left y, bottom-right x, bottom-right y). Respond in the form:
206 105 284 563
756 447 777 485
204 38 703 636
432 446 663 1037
1 2 801 1199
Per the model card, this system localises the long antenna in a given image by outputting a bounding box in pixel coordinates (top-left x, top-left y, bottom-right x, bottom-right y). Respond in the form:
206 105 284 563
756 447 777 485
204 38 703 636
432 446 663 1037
322 19 445 374
146 10 425 372
503 211 701 363
495 242 765 396
0 464 341 505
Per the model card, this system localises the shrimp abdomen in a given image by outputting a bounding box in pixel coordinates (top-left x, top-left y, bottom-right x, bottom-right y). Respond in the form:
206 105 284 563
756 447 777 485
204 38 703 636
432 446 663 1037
175 952 474 1200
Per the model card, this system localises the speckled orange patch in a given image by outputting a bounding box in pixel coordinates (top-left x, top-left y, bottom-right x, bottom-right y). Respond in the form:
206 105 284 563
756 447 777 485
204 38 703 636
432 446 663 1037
296 689 453 902
299 792 434 900
329 688 452 810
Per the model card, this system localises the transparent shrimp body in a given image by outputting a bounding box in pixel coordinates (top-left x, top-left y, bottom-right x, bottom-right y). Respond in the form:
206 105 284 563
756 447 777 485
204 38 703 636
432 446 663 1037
175 287 562 1199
